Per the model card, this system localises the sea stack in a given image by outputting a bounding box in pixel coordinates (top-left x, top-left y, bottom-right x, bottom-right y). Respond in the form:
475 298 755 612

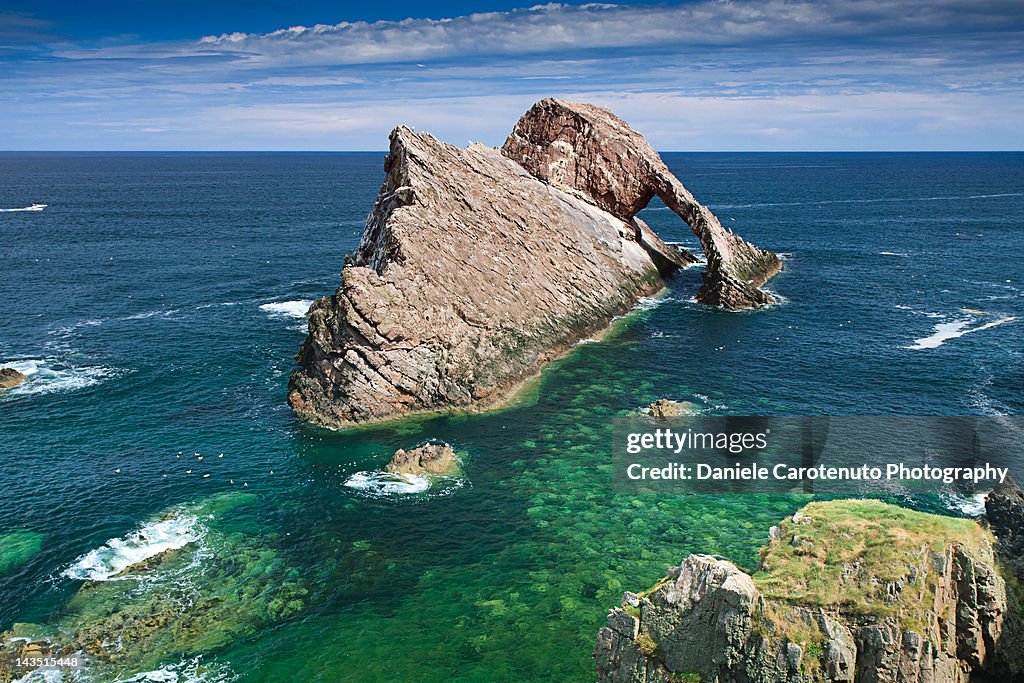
289 99 781 428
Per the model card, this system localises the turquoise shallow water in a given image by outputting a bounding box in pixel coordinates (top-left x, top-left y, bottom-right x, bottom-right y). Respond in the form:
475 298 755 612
0 152 1021 681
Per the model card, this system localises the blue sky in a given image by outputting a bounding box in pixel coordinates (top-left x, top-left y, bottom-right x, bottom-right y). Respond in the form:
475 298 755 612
2 0 1023 150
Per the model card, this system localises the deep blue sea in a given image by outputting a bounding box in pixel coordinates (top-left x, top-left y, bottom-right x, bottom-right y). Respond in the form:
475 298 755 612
0 152 1021 682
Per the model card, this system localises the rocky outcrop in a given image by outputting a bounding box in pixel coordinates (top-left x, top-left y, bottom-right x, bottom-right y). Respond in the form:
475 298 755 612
386 443 460 476
986 476 1024 582
0 367 26 390
503 99 782 308
644 399 697 419
595 500 1021 683
289 100 780 428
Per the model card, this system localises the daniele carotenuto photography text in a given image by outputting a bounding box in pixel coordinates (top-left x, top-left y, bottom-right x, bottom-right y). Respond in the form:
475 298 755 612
1 1 1022 682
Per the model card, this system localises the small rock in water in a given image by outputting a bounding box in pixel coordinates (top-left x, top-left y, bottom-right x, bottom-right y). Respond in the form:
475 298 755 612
386 443 461 476
644 399 697 419
0 367 28 390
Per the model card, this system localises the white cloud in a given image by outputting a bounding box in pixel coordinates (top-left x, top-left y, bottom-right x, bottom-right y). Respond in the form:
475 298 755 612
2 0 1023 149
51 0 1024 68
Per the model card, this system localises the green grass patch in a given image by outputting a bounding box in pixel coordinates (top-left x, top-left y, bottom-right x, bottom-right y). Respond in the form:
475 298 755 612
753 499 994 627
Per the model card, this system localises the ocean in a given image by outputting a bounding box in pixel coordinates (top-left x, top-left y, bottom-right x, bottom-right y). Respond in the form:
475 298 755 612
1 152 1021 682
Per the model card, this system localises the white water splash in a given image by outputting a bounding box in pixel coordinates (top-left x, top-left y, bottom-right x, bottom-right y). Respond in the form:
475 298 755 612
908 316 1017 350
343 471 466 498
110 656 237 682
62 513 204 582
1 359 118 396
259 300 312 319
940 492 988 517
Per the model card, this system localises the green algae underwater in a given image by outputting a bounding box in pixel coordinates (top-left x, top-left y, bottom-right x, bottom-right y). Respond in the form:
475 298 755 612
2 151 1021 682
2 321 811 682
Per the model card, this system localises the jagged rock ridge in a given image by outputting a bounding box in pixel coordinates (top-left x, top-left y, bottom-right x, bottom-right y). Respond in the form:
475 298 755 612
289 100 779 427
595 500 1022 683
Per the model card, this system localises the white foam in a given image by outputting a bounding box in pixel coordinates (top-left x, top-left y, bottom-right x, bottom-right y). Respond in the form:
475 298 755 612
940 492 988 517
259 300 313 319
879 251 909 257
1 359 117 396
908 316 1018 350
344 471 432 495
0 204 47 212
62 513 204 582
12 670 64 682
343 471 466 498
112 656 237 683
124 309 178 321
633 296 665 312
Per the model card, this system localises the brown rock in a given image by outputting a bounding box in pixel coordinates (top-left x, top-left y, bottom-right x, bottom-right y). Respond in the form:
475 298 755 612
503 99 782 309
385 443 460 476
289 99 780 428
644 399 696 419
289 118 688 428
986 476 1024 582
0 367 27 390
595 503 1019 683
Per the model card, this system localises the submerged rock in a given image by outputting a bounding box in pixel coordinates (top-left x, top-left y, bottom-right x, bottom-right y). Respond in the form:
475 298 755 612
0 367 26 390
595 500 1022 683
386 443 460 476
0 493 306 682
289 100 779 428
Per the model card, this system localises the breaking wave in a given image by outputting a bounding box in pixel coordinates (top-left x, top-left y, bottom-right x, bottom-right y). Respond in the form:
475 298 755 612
110 656 237 682
259 300 313 319
62 513 204 582
1 359 119 397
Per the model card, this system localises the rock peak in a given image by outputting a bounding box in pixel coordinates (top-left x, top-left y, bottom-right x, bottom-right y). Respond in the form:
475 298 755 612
289 99 780 427
503 98 782 308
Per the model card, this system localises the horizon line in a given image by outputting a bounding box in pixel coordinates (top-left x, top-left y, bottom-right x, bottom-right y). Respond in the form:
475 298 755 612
2 149 1023 154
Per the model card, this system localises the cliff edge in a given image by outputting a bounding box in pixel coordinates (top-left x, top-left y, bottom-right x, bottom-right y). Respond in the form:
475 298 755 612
289 100 780 427
595 500 1022 683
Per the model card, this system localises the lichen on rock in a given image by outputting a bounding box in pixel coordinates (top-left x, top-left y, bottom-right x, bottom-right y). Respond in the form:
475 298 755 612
595 500 1022 683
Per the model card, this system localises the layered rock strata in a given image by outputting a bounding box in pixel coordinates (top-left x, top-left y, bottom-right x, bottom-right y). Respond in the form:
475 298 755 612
289 100 779 427
595 500 1021 683
503 99 782 308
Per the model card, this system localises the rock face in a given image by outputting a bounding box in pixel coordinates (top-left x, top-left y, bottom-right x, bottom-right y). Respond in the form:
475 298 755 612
986 476 1024 582
595 501 1021 683
503 99 782 308
288 100 779 428
385 443 460 476
0 367 27 390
